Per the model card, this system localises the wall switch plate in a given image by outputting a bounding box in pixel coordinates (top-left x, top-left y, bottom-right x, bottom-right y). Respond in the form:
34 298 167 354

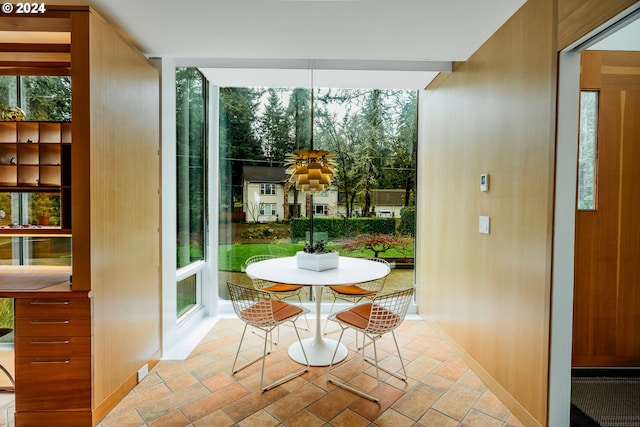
479 216 490 234
480 173 489 192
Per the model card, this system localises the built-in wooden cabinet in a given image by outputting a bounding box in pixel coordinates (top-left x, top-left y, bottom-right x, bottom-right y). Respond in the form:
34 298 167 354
14 296 91 424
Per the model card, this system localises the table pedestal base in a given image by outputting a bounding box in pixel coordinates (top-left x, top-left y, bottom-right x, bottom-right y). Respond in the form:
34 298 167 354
288 337 347 366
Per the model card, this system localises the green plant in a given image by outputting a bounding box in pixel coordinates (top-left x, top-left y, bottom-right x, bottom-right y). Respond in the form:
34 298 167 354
342 233 415 258
303 240 332 254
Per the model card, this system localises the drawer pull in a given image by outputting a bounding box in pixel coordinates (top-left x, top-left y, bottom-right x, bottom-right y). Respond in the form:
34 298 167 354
30 300 71 305
30 320 71 325
31 359 71 365
31 339 71 345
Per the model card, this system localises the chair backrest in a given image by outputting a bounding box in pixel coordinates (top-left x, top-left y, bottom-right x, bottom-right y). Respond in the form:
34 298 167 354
268 245 290 257
245 254 277 269
366 287 414 334
245 254 280 290
358 258 390 293
227 282 277 326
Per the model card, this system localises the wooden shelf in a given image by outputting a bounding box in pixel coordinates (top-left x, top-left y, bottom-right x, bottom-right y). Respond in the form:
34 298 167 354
0 121 71 231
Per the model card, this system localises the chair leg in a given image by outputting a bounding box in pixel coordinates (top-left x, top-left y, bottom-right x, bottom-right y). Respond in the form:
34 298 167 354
0 364 15 392
322 297 338 335
295 294 310 331
261 320 309 391
232 324 270 375
327 327 381 403
362 331 408 381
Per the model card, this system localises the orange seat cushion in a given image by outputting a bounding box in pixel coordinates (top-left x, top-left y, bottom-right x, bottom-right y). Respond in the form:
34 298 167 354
261 283 303 293
241 300 303 324
336 302 400 332
329 284 376 296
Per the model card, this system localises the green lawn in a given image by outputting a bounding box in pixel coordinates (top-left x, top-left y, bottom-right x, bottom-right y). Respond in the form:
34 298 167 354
217 243 413 272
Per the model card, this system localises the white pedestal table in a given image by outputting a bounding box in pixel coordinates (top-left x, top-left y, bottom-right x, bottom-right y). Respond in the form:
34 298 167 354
245 256 390 366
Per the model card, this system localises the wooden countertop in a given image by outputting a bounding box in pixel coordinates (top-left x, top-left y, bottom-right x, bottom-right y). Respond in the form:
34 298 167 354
0 265 84 298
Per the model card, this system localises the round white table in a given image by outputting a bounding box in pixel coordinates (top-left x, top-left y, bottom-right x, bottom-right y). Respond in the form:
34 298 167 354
245 256 390 366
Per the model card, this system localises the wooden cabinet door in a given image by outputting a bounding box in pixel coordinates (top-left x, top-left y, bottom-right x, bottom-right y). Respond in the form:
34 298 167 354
573 50 640 367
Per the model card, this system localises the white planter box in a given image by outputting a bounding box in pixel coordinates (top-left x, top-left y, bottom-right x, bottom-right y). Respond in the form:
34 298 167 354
296 251 339 271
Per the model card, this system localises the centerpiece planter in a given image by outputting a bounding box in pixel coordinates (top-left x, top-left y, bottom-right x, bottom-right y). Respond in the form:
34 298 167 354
296 251 339 271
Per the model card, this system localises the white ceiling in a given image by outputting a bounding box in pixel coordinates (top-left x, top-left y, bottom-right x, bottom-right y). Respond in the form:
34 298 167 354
52 0 528 89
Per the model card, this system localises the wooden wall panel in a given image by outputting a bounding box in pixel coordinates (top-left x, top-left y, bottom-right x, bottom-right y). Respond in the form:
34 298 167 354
417 0 556 425
557 0 638 50
85 9 161 413
573 51 640 367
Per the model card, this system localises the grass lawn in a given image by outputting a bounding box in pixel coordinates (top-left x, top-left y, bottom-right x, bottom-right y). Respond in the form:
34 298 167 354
218 242 413 272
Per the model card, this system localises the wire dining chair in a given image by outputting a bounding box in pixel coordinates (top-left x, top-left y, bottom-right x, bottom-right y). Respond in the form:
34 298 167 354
323 257 389 334
245 254 309 331
227 282 310 391
327 287 415 402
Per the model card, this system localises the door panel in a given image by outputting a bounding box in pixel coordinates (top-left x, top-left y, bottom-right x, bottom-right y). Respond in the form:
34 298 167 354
573 50 640 367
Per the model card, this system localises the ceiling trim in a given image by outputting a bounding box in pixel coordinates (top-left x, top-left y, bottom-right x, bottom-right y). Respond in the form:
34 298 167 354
173 58 452 72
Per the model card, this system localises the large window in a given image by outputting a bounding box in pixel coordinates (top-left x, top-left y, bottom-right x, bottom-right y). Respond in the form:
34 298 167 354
218 86 417 300
0 75 71 265
176 68 208 318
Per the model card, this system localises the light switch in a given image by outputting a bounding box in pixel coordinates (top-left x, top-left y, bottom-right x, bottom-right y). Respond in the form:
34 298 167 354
479 216 490 234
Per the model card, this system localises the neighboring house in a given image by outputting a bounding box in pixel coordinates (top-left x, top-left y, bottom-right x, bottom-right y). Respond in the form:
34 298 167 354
242 165 339 223
370 189 407 217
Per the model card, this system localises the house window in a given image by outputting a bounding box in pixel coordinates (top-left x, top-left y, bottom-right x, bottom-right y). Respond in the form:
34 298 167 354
260 203 276 216
314 204 328 216
260 183 276 195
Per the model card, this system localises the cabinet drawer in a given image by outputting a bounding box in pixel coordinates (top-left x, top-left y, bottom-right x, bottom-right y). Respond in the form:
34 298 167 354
15 316 91 337
15 297 90 317
15 336 91 357
15 356 91 411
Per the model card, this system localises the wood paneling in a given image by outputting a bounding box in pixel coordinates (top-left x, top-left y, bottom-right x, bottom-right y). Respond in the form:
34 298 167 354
417 0 556 425
84 9 161 412
557 0 638 50
573 51 640 367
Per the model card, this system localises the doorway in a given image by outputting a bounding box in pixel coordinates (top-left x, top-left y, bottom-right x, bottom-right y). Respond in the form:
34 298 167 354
552 6 640 427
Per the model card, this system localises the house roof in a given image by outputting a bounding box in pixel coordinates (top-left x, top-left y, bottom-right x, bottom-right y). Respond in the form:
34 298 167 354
371 189 407 205
242 166 289 184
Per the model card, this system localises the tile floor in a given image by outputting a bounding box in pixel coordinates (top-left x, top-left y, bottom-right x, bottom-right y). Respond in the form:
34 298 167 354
0 316 525 427
100 317 523 427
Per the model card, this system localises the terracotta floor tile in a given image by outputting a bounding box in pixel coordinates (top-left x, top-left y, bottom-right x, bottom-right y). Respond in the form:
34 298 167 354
373 408 415 427
137 382 211 422
146 409 191 427
237 409 279 426
391 381 445 421
283 409 326 427
222 387 287 422
307 387 359 421
192 409 235 427
42 318 527 427
328 408 370 427
181 383 249 421
349 382 405 421
473 390 510 421
416 409 459 427
265 382 325 420
461 409 505 427
433 356 469 382
432 383 482 421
